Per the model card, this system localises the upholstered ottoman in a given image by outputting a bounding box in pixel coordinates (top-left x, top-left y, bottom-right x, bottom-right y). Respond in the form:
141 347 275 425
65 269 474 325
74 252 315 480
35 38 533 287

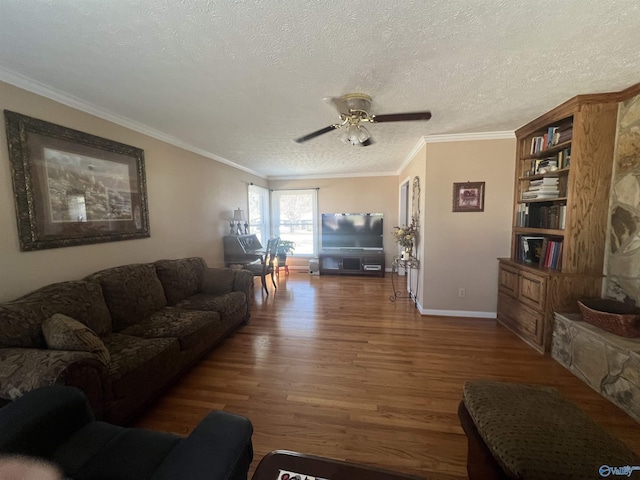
458 380 640 480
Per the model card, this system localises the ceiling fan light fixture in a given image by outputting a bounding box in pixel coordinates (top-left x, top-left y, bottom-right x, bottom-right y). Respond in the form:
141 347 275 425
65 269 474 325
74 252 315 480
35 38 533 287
293 93 431 145
356 125 371 143
340 124 370 146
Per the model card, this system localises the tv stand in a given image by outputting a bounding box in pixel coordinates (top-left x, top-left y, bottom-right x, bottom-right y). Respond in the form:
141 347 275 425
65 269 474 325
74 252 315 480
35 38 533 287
319 250 385 277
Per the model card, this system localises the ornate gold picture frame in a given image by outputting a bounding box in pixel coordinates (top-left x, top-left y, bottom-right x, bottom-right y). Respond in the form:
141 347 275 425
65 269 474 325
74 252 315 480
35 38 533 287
4 111 150 251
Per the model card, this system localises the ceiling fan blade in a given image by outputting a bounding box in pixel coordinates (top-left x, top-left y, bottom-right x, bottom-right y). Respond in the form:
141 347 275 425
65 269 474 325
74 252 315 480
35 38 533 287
294 125 339 143
371 111 432 123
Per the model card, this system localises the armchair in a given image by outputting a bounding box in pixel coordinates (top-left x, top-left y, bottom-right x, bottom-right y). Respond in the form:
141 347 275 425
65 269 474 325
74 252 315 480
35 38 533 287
0 385 254 480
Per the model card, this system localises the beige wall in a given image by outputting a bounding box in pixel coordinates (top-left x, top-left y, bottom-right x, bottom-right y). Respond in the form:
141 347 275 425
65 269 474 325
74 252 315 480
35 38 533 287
0 81 516 314
268 176 398 268
0 81 263 302
421 139 515 315
398 138 516 315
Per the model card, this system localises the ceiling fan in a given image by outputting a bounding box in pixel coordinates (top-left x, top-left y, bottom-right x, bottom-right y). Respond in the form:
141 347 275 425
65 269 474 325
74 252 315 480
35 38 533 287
294 93 432 146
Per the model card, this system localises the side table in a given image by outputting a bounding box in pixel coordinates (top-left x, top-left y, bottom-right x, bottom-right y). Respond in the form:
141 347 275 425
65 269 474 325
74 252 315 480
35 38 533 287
251 450 424 480
390 255 420 307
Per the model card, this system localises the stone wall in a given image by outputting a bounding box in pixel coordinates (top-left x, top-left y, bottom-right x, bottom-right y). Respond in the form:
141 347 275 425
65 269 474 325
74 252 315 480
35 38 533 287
605 93 640 304
552 312 640 422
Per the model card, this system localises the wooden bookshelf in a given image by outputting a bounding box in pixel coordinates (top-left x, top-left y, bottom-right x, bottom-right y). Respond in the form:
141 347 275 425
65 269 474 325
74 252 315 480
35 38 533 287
497 85 639 354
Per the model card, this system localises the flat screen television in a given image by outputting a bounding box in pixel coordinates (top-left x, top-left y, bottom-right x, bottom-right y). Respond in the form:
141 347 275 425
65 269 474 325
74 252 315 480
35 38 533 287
321 213 383 250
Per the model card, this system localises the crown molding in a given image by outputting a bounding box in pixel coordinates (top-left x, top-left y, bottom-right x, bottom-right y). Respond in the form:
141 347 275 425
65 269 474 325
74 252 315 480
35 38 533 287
396 137 427 174
268 170 398 181
423 131 515 143
0 67 266 179
396 131 515 174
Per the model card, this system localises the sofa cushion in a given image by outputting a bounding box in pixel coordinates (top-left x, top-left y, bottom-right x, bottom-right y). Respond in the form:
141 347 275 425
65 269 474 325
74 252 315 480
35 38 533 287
86 264 167 332
154 257 207 305
175 292 246 318
119 307 221 351
101 334 179 383
201 268 235 295
0 280 112 348
42 314 111 365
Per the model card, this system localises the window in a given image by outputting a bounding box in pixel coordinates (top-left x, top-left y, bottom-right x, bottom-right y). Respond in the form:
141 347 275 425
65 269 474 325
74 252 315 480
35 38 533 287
248 184 270 246
272 189 318 256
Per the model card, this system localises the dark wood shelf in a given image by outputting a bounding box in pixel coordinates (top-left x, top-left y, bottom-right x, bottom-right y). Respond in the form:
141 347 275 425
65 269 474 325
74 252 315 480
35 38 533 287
518 197 568 204
518 168 570 181
513 227 564 236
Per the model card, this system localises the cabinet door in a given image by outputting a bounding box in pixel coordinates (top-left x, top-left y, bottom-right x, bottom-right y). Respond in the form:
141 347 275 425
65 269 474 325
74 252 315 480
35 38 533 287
498 292 543 343
498 263 519 298
518 271 547 311
320 256 340 271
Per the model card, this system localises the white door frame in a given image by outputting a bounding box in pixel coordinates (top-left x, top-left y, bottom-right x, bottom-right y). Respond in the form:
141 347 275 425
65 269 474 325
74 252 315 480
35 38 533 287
398 176 411 276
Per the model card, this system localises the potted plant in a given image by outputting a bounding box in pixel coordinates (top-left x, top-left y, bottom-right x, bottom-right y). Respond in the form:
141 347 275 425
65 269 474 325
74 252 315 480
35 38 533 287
276 240 295 266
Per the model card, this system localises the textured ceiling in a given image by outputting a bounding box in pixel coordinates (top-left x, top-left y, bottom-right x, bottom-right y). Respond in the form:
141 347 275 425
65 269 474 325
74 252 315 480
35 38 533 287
1 1 640 178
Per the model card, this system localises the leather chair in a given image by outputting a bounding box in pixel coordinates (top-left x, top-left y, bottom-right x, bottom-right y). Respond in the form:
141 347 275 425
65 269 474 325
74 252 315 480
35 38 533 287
245 237 279 295
0 385 254 480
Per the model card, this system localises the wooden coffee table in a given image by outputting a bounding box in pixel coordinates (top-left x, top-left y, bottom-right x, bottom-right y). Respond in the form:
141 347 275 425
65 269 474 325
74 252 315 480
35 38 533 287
252 450 425 480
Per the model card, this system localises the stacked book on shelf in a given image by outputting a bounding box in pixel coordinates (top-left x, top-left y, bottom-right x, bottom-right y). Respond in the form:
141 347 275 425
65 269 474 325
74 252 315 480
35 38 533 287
522 176 560 200
517 236 563 269
515 203 566 229
539 238 563 269
530 123 573 154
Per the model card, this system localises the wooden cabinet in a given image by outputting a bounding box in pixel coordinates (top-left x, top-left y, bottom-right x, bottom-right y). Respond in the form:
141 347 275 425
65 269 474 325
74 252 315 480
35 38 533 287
498 259 603 353
497 84 640 353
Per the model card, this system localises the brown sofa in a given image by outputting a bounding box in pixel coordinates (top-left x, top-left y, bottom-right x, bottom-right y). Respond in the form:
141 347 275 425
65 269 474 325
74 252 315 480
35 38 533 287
0 257 253 424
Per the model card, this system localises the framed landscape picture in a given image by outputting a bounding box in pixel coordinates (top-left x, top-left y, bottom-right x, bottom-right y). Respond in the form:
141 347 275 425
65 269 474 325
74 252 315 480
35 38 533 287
4 111 150 251
452 181 485 212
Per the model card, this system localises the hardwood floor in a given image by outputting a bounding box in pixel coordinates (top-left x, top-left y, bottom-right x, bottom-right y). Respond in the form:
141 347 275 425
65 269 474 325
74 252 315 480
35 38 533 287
135 273 640 480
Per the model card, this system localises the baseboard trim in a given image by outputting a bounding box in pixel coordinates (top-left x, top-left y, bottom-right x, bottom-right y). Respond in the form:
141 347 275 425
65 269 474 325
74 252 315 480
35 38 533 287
418 307 497 319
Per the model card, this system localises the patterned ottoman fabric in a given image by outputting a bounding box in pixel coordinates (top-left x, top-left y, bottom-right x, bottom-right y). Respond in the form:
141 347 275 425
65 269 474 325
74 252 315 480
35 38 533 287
463 381 640 480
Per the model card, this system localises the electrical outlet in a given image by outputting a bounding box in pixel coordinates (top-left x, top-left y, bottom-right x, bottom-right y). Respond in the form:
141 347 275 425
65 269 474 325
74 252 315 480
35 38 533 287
458 288 466 298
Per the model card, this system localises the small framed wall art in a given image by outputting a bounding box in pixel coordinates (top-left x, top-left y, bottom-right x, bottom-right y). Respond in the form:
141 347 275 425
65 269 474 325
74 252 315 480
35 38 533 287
452 181 485 213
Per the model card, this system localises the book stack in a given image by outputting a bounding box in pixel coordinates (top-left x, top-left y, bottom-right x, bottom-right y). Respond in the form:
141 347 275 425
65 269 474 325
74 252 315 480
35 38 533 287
557 147 571 169
515 204 529 227
529 124 572 154
530 136 545 154
526 204 567 229
555 124 573 144
522 177 559 200
540 238 563 269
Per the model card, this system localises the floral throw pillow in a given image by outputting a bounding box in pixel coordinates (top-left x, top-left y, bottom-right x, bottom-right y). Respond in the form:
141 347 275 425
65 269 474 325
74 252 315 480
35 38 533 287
42 313 111 365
